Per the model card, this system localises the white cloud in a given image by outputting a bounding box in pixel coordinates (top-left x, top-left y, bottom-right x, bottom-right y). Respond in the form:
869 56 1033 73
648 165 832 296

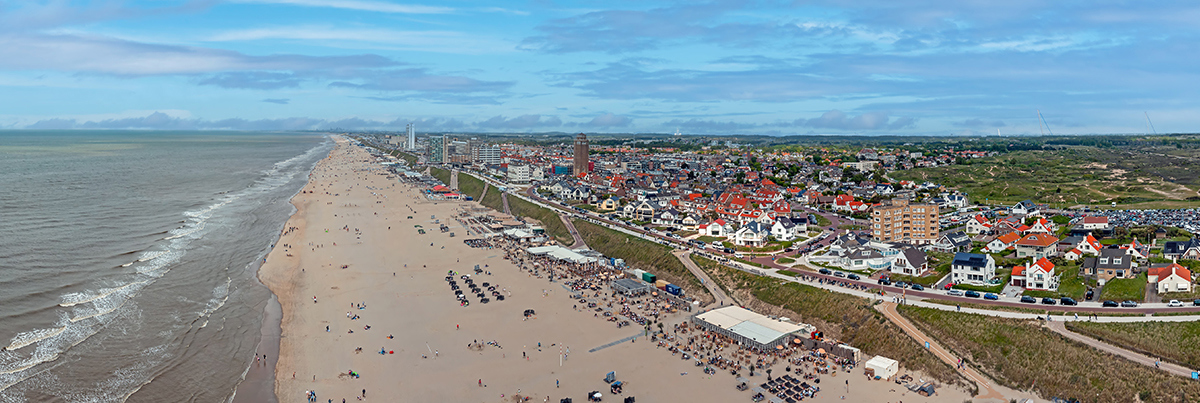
206 26 515 54
0 33 395 75
230 0 453 14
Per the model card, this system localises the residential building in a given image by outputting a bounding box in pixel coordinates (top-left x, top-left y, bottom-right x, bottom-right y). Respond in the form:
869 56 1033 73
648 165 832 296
1011 200 1040 216
427 135 448 163
700 219 731 237
507 164 530 184
1080 216 1110 230
890 247 929 276
965 214 992 235
1163 238 1200 260
1148 263 1193 294
950 252 996 285
770 217 808 242
1081 247 1134 284
1011 257 1059 291
870 199 939 245
733 222 770 247
931 231 971 253
985 232 1021 253
474 144 502 165
573 133 589 176
1014 234 1059 259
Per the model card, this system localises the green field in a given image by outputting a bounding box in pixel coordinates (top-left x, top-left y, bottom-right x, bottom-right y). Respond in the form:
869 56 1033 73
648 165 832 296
899 306 1200 403
689 256 968 389
891 147 1200 208
1067 321 1200 369
1098 272 1147 302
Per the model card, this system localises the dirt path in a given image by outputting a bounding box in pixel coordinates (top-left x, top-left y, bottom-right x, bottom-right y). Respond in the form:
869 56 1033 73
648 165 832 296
1046 321 1194 377
876 302 1008 402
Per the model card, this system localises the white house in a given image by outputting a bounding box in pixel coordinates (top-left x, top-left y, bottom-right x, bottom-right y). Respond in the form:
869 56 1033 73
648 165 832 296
770 217 807 242
1080 216 1110 230
985 232 1021 253
1010 257 1059 291
733 222 770 247
653 209 680 227
950 252 996 285
1011 200 1040 216
700 219 731 237
1148 263 1193 294
890 247 929 276
680 215 699 231
965 214 992 235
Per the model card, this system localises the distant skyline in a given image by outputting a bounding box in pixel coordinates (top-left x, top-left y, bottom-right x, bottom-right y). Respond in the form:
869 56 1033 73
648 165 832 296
2 0 1199 135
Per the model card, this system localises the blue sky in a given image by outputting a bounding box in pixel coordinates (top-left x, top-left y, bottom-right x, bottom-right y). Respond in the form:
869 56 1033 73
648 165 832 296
1 0 1198 135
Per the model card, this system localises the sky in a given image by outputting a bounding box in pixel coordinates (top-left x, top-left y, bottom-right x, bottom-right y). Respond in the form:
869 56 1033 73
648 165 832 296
1 0 1199 135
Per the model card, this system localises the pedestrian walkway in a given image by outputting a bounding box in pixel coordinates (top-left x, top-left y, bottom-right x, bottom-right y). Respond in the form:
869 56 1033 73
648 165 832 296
674 250 734 306
1045 321 1195 378
875 302 1006 402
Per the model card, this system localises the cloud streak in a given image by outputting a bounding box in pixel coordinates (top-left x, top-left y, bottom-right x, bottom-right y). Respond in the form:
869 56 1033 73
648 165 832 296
230 0 453 14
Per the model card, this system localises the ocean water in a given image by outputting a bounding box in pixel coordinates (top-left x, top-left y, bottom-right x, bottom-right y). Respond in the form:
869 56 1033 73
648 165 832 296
0 131 331 402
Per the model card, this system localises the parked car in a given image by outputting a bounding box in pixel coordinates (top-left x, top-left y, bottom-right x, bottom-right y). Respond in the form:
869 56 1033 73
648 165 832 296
818 268 832 275
983 293 999 300
1041 297 1057 305
1194 299 1200 306
910 284 925 291
964 290 981 298
878 278 893 286
946 290 964 296
833 271 846 278
847 274 861 281
1085 290 1094 301
1020 296 1037 304
1121 300 1139 307
1102 300 1119 307
1168 300 1184 307
1060 297 1077 306
943 283 954 290
894 281 908 289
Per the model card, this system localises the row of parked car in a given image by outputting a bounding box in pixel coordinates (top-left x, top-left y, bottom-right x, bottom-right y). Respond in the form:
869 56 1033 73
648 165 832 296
816 268 862 281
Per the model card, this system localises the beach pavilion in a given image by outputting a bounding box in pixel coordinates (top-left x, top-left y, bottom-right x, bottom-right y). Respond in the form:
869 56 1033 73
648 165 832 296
611 278 653 296
526 245 599 264
691 306 815 351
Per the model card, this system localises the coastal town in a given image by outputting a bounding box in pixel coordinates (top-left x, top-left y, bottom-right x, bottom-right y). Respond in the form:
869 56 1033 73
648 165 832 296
324 131 1200 403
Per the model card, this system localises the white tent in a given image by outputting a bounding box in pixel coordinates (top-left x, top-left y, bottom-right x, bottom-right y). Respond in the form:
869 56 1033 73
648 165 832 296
865 355 899 380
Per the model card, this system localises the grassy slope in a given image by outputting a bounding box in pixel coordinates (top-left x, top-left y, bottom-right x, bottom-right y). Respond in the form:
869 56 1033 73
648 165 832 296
690 256 968 389
456 171 486 200
571 219 712 304
506 195 573 245
899 306 1200 403
1099 272 1147 302
1067 321 1200 369
891 148 1200 208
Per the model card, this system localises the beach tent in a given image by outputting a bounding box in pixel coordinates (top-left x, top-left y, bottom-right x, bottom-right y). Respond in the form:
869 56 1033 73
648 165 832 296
865 356 899 380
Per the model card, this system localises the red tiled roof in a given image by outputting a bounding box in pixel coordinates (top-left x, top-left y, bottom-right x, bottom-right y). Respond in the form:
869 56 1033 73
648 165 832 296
1017 234 1058 247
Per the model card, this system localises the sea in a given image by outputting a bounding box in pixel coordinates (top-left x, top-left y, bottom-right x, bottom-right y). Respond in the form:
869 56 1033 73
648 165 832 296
0 131 332 402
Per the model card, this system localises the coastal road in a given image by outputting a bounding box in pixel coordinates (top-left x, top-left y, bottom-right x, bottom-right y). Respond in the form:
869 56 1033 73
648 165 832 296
1044 321 1195 377
876 302 1005 401
673 250 734 307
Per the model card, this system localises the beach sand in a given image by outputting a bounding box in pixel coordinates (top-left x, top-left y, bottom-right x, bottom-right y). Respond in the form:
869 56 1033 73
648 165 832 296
258 137 981 402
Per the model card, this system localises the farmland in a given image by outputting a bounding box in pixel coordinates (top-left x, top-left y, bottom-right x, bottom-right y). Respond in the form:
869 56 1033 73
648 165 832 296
891 147 1200 209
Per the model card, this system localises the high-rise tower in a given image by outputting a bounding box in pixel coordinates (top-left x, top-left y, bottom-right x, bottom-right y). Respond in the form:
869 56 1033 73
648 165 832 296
406 123 415 150
573 133 589 176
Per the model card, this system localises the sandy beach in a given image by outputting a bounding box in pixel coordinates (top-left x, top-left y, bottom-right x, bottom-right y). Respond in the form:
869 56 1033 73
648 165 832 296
256 137 976 403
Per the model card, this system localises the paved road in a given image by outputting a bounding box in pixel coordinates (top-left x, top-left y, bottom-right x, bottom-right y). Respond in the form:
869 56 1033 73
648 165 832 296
876 302 1006 401
559 214 587 250
673 250 734 306
1045 321 1195 377
501 191 512 215
477 182 489 202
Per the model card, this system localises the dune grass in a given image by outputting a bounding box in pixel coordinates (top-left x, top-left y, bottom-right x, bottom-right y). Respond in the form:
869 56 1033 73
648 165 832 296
571 219 712 304
1067 320 1200 370
898 305 1200 403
